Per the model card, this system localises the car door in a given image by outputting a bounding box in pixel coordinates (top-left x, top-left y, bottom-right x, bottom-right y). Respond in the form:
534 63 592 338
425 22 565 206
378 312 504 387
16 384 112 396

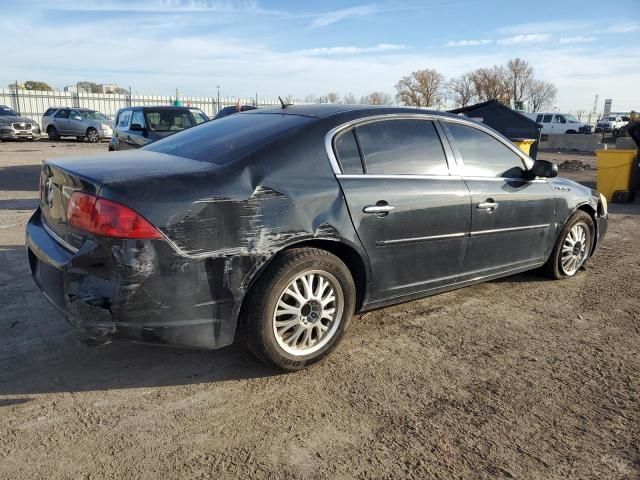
552 114 567 134
52 108 70 135
333 117 471 302
68 110 85 136
540 114 553 134
128 109 148 148
441 120 557 280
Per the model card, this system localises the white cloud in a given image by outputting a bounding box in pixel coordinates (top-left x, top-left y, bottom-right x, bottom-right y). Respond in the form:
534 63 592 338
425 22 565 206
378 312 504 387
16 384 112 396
496 34 551 45
558 36 596 44
498 20 592 35
607 22 640 33
296 44 408 56
46 0 285 14
445 39 494 47
309 4 378 28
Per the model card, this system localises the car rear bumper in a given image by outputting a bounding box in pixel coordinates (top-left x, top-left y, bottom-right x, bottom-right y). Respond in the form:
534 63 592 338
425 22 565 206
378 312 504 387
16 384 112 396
26 208 240 349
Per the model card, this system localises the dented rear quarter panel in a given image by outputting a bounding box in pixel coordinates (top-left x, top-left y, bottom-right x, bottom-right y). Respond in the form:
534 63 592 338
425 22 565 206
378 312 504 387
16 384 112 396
90 117 371 348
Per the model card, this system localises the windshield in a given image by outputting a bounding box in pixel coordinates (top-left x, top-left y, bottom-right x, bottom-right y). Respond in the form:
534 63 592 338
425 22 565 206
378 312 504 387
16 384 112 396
189 109 209 124
564 114 579 123
144 112 314 164
144 109 202 132
80 110 110 121
0 106 18 116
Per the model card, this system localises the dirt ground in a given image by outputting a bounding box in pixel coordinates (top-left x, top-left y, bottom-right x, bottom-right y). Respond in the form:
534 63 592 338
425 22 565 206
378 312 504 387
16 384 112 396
1 141 638 479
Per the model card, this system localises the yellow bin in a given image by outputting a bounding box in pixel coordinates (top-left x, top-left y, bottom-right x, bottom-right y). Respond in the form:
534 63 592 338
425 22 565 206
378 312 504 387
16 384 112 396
511 138 536 156
596 149 638 202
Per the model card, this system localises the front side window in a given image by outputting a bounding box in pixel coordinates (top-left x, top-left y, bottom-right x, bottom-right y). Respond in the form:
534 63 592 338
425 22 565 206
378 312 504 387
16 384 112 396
81 110 109 121
355 119 449 175
554 115 566 124
69 110 81 120
334 130 363 174
131 110 145 128
446 122 526 178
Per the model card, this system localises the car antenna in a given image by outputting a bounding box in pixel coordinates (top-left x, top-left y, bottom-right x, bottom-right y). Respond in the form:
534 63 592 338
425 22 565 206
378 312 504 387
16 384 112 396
278 96 293 109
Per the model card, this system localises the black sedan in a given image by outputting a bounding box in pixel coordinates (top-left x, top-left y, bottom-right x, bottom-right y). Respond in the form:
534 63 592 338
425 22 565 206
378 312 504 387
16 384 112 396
26 105 608 370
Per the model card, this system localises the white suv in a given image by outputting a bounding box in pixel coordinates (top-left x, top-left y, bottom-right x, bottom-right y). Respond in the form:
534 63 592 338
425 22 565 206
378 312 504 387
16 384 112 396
523 112 593 135
596 116 628 134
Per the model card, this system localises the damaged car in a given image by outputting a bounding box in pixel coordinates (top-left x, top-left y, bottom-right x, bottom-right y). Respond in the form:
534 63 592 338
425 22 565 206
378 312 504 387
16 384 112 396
26 105 608 370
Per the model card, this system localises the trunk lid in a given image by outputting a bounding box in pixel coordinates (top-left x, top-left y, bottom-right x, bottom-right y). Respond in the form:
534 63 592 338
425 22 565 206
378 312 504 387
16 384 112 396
40 150 218 249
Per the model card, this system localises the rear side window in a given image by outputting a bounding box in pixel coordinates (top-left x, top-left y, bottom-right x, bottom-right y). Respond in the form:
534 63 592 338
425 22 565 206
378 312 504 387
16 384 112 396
54 109 69 119
536 114 543 122
131 110 145 128
43 108 56 117
334 130 363 174
356 120 448 175
446 123 526 178
542 114 552 123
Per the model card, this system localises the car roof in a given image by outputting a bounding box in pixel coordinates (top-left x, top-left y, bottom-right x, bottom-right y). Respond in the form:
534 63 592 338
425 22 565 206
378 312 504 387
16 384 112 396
248 104 463 120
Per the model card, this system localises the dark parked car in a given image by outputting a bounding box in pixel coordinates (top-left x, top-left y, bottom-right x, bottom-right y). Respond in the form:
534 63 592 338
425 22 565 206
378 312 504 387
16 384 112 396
27 105 608 370
214 105 257 119
109 106 208 150
0 105 41 141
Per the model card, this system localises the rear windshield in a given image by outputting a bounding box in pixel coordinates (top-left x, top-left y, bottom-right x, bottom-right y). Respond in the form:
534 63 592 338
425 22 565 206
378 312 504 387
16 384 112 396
144 112 313 164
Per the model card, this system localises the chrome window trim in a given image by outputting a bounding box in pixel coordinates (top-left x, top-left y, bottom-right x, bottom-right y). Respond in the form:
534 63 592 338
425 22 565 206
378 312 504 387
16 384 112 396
324 113 459 176
336 173 464 181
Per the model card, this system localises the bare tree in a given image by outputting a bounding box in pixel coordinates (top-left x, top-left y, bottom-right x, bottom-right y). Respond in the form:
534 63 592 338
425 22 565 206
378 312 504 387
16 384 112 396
326 92 340 104
506 58 533 106
527 79 557 111
447 73 476 107
361 91 393 105
395 68 445 107
342 92 357 104
303 94 317 104
470 66 510 103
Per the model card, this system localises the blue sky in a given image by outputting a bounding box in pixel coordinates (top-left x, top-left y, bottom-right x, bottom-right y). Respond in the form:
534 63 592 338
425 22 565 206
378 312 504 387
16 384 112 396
2 0 639 111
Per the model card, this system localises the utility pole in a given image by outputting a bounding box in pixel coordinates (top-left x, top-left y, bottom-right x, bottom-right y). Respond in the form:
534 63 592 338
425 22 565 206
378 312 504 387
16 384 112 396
217 85 220 114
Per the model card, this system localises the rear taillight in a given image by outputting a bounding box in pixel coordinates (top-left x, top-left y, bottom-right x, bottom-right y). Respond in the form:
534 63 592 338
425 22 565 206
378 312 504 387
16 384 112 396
67 192 162 240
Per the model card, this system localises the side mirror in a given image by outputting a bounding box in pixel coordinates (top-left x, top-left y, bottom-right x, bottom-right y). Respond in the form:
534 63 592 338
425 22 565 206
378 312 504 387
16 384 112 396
72 115 82 121
130 123 144 131
531 159 558 178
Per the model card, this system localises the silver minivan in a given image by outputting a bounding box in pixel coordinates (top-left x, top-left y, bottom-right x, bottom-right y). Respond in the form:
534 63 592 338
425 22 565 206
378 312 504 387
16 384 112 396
42 107 114 142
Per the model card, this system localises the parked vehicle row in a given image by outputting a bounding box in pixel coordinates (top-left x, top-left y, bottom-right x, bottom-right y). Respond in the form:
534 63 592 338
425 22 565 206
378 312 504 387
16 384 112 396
595 115 629 135
26 105 608 370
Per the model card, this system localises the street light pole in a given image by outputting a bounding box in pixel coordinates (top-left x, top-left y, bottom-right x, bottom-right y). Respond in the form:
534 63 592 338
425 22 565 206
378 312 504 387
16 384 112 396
217 85 220 114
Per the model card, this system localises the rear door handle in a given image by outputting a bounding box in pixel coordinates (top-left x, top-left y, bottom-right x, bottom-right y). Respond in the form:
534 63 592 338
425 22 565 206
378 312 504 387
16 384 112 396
477 201 499 210
363 204 394 214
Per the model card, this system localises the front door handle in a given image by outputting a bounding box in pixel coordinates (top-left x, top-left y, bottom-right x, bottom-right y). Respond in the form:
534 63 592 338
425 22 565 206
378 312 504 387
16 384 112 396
363 204 394 214
477 201 499 210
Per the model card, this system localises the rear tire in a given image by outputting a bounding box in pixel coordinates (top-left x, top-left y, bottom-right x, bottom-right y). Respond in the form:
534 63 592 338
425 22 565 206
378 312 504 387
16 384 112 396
244 248 356 371
47 126 59 141
566 129 577 134
544 211 594 279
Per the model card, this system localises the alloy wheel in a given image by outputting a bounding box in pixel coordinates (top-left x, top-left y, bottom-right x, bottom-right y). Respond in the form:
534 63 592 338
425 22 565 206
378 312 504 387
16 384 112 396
561 222 589 276
87 128 100 143
272 270 343 356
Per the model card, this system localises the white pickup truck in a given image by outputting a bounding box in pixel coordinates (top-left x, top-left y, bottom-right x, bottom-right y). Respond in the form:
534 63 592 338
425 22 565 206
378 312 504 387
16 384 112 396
523 112 594 135
596 116 628 134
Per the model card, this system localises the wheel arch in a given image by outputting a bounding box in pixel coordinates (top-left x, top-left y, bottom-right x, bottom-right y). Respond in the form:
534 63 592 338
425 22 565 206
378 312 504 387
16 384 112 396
568 202 599 255
242 238 370 314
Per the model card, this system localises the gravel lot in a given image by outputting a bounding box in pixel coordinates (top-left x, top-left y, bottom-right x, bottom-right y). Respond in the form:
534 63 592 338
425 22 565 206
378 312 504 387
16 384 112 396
1 140 638 479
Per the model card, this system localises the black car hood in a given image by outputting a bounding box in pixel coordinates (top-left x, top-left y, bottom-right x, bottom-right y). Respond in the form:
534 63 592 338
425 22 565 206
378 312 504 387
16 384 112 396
0 115 35 125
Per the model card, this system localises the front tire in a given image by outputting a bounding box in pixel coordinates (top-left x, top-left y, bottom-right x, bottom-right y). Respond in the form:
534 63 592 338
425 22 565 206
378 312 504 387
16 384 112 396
544 211 594 279
86 127 100 143
244 248 356 371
